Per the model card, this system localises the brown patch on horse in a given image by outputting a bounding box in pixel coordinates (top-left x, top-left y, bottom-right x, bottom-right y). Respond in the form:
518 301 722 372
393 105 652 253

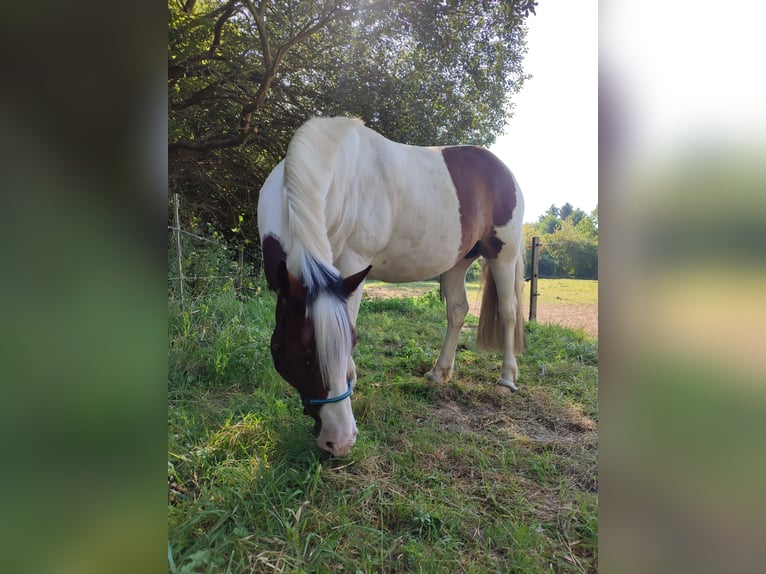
262 233 287 291
441 146 517 259
271 261 327 402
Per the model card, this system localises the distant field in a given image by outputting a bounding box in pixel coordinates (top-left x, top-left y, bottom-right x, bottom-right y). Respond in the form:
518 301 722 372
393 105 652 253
528 278 598 306
365 278 599 338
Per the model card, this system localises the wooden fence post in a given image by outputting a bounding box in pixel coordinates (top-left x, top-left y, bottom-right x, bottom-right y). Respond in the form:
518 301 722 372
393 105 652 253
236 243 244 295
529 236 540 322
173 193 185 309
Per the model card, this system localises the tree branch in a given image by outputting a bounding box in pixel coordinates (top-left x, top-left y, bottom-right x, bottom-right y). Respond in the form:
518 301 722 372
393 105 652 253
170 0 394 155
244 0 273 69
209 0 239 57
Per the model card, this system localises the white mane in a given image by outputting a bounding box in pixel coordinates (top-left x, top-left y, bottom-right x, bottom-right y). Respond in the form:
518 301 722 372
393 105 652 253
283 116 363 390
283 116 362 279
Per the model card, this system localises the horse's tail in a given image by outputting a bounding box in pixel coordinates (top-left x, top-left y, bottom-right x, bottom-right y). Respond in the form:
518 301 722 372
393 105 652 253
476 253 526 354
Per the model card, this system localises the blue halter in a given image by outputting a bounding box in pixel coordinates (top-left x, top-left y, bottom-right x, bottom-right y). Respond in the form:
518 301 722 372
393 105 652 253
307 378 354 405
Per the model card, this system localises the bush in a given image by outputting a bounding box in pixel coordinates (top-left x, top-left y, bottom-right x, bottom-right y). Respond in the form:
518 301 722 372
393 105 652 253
168 220 262 302
523 219 598 279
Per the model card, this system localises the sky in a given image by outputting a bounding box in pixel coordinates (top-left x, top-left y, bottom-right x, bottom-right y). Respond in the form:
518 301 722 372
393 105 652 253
599 0 766 166
489 1 598 223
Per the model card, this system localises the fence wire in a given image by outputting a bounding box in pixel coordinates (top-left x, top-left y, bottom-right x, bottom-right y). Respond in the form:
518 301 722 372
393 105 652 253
167 221 265 303
167 225 263 262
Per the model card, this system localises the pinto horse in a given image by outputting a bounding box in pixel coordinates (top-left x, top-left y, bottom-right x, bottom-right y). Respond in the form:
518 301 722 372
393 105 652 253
258 117 525 457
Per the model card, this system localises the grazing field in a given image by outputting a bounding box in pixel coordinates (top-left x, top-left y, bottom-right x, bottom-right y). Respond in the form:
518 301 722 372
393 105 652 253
365 278 599 338
168 282 598 573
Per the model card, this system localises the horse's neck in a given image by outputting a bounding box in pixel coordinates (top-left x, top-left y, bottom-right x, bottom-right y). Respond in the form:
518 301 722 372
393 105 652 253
283 118 365 273
284 177 333 277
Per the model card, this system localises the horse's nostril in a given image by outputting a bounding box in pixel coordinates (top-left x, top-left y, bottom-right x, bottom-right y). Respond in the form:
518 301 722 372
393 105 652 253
325 441 334 451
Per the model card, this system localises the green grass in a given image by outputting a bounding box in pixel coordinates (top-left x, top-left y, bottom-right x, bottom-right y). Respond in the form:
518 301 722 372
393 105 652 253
168 282 598 573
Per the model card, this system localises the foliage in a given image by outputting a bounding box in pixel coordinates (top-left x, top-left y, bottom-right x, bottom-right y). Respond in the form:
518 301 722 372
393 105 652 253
525 204 599 279
465 258 483 282
168 212 263 302
168 0 537 245
168 282 597 572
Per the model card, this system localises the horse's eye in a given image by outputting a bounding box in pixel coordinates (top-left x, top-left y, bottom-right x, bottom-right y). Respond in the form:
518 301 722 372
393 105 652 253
305 359 313 367
271 342 280 353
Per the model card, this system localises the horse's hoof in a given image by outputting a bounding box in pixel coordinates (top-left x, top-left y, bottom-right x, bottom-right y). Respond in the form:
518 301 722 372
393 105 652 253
425 369 448 384
496 378 518 392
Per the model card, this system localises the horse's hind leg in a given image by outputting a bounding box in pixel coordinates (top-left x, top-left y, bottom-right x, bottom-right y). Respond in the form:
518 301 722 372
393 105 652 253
486 251 524 391
425 258 474 384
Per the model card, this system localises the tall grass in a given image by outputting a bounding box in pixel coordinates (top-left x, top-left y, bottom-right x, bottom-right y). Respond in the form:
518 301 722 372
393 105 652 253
169 282 598 573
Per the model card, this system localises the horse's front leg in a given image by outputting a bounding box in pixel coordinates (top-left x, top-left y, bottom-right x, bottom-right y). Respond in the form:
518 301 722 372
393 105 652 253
340 262 367 384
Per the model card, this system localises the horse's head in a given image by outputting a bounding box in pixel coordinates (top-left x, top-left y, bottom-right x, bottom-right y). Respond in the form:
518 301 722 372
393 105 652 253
271 260 370 456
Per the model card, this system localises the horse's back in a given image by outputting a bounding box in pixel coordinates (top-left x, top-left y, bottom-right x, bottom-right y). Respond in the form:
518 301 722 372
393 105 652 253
334 128 523 281
334 130 465 281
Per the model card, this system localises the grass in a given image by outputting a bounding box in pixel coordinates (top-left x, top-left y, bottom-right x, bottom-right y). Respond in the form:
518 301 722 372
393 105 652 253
168 281 598 573
531 279 598 306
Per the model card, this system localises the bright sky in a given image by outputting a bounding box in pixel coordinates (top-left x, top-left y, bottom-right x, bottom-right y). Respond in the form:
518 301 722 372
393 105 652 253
600 0 766 166
489 1 598 223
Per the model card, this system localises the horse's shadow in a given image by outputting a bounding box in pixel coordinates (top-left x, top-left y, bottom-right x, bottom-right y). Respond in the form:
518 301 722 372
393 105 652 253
269 419 333 467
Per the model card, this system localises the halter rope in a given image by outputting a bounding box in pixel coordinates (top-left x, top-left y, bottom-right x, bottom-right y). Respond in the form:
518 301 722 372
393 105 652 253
307 378 354 405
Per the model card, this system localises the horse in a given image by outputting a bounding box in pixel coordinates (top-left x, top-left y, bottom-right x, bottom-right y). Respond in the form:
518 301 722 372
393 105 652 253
257 117 525 457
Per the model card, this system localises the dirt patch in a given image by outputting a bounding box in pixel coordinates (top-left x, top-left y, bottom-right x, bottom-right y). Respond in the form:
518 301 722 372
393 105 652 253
430 385 597 442
523 302 598 339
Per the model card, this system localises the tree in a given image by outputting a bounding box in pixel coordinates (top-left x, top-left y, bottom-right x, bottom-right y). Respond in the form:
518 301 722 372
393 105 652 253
168 0 537 246
569 208 587 226
525 204 598 279
537 213 560 235
542 219 597 279
574 215 598 240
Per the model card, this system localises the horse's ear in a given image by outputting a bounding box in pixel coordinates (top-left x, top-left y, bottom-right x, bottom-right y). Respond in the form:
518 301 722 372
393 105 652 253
277 260 306 302
342 265 372 297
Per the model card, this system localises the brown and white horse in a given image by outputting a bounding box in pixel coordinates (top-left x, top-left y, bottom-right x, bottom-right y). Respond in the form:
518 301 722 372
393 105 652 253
258 117 525 457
